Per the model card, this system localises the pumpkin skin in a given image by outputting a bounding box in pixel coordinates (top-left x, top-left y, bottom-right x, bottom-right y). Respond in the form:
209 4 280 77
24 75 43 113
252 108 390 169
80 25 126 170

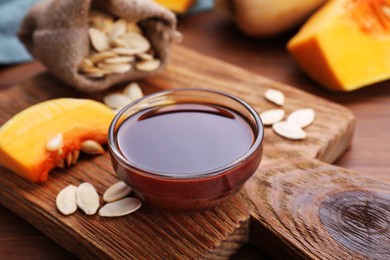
288 0 390 91
216 0 326 37
0 98 115 182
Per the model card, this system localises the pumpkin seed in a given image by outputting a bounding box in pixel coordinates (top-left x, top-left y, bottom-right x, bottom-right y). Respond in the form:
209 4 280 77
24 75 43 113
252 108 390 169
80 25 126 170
264 89 285 106
123 82 143 100
46 133 63 151
260 109 285 126
136 53 153 61
88 28 110 52
135 59 161 71
89 11 113 33
81 12 157 79
72 150 80 165
84 72 105 78
120 32 151 53
173 31 183 43
103 181 132 203
104 56 135 64
102 63 132 74
66 152 72 167
287 108 315 128
79 66 107 74
57 159 65 169
99 197 141 217
56 185 77 215
111 38 128 48
112 47 140 56
80 140 105 155
100 19 113 33
127 22 142 34
76 182 100 215
79 58 94 71
89 51 118 63
103 93 132 109
108 19 127 41
272 121 306 140
382 5 390 17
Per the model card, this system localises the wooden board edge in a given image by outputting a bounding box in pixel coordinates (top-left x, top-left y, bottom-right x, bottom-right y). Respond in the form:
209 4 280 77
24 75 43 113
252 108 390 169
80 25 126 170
206 215 250 259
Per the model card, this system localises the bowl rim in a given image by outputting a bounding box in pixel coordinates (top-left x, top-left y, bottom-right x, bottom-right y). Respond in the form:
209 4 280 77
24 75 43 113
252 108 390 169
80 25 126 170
108 88 264 180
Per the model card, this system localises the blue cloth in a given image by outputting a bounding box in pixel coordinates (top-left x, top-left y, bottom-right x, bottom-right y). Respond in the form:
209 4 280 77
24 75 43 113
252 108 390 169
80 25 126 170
189 0 214 14
0 0 39 64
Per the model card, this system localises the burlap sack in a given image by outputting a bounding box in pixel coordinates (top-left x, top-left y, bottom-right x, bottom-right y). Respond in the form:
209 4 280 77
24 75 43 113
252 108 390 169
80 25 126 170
18 0 177 92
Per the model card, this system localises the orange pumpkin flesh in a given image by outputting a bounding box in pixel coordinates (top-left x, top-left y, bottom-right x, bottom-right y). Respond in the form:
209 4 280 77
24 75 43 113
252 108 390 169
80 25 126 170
288 0 390 91
0 98 115 182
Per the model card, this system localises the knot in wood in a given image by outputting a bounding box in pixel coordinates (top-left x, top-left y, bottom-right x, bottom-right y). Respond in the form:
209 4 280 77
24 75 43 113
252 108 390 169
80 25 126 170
319 190 390 259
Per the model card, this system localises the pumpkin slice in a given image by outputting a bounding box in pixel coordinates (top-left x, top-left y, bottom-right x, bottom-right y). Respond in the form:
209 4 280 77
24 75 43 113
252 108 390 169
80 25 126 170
287 0 390 91
0 98 115 182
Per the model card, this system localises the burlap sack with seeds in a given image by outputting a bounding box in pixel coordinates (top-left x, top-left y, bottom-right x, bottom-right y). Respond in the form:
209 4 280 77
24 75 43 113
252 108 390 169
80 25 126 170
18 0 177 92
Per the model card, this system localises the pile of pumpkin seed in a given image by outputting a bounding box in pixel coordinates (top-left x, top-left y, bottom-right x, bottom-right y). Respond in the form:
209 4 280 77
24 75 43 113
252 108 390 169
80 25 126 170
57 181 141 217
261 88 316 140
46 135 105 169
79 10 160 79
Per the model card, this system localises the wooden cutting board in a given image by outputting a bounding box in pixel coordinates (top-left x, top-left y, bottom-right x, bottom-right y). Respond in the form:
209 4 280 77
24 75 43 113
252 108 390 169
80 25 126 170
0 45 388 259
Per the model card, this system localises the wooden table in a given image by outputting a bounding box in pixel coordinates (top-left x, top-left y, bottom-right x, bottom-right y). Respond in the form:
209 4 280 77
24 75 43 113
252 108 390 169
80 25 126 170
0 11 389 259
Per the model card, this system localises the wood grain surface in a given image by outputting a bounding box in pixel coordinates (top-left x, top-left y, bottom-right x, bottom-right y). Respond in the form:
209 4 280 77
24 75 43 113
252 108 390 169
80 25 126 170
177 12 390 182
0 42 355 259
0 67 251 259
1 10 389 259
245 159 390 260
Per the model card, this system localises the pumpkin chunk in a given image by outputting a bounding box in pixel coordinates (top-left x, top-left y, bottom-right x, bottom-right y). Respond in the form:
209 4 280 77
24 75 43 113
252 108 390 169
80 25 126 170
288 0 390 91
0 98 115 182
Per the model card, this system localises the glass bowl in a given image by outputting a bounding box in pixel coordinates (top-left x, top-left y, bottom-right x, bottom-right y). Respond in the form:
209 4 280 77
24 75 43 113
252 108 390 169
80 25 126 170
108 88 264 212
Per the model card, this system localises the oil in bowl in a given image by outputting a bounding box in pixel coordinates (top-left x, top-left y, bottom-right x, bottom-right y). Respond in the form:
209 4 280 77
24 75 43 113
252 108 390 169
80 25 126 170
108 89 264 212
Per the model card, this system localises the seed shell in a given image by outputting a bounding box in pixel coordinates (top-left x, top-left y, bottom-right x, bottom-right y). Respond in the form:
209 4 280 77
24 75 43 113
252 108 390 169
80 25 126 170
46 133 63 151
88 28 110 52
66 152 72 167
79 58 94 71
84 72 105 78
135 59 161 72
57 159 65 169
72 150 80 165
120 32 151 53
260 109 285 126
136 53 153 61
99 197 142 217
89 51 118 63
103 181 133 203
79 66 107 74
272 121 307 140
127 22 142 34
76 182 100 215
108 19 127 41
112 47 140 56
287 108 315 128
111 38 128 48
56 185 77 215
123 82 143 100
104 56 135 64
80 140 105 155
103 63 132 74
264 89 285 106
103 93 132 109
